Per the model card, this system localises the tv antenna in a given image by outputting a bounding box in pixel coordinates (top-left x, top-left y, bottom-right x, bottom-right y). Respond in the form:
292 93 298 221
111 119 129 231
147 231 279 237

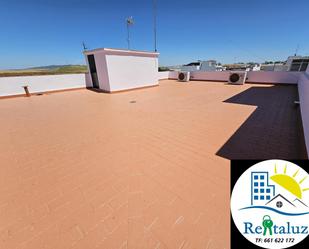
82 42 88 51
126 16 134 50
153 0 157 52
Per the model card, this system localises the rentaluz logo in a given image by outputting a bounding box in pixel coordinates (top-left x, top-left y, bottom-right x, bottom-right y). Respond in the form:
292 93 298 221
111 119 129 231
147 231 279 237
231 160 309 249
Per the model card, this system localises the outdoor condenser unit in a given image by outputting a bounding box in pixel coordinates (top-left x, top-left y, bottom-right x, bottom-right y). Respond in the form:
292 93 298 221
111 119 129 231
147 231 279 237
228 72 247 85
178 72 190 82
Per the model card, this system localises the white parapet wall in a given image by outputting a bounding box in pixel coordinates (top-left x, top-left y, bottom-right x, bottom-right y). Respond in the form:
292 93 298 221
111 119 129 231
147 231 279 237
246 71 301 84
190 71 230 81
0 69 305 97
0 71 168 98
0 74 86 97
298 71 309 155
167 70 301 84
84 48 159 92
158 71 170 80
167 71 179 79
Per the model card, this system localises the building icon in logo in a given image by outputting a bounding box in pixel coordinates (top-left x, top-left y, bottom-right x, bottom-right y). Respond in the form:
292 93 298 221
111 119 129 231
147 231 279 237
251 172 275 205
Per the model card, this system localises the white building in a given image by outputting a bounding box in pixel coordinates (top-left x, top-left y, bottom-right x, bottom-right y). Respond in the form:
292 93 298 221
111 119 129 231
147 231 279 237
180 62 200 72
251 64 261 71
286 56 309 72
200 60 217 71
180 60 219 72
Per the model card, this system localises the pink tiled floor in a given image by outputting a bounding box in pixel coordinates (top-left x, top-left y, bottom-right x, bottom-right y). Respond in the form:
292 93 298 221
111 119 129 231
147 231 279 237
0 80 305 249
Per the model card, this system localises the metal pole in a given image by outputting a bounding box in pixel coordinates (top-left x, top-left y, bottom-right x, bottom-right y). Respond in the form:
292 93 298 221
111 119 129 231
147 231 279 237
126 17 134 50
153 0 157 52
127 22 130 50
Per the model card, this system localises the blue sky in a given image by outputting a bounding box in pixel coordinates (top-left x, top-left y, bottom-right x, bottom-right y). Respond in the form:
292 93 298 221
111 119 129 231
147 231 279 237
0 0 308 69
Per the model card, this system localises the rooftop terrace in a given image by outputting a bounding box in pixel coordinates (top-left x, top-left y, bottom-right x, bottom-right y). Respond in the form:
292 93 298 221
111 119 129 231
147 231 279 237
0 79 306 249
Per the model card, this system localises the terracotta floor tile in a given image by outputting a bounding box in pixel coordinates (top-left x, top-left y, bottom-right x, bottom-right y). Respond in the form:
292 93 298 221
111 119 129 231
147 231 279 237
0 80 306 249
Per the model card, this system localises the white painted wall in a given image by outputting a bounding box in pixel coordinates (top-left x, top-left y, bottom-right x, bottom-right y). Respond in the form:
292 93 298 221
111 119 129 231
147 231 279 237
0 70 299 96
191 71 230 81
158 71 169 80
0 71 168 97
167 71 179 79
298 72 309 155
246 71 301 84
106 55 158 92
0 74 86 97
166 70 301 84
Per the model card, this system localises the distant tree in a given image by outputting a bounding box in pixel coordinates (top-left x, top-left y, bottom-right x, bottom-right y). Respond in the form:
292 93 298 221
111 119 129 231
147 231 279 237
158 67 170 72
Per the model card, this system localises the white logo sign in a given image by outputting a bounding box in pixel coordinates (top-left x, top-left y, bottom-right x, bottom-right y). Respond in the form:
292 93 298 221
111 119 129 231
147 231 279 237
231 160 309 249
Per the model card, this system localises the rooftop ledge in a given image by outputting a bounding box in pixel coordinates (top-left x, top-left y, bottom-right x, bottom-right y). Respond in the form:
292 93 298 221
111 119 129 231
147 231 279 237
83 47 160 57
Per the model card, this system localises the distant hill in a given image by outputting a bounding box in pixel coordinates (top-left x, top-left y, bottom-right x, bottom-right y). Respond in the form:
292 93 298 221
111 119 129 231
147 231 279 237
0 65 88 77
25 65 85 70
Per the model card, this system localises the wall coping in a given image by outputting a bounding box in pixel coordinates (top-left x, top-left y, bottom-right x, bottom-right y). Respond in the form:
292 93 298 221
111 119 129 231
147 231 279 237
83 47 159 57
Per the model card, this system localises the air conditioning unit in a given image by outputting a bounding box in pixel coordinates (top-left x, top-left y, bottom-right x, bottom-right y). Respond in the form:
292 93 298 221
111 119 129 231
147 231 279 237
228 72 247 85
178 72 190 82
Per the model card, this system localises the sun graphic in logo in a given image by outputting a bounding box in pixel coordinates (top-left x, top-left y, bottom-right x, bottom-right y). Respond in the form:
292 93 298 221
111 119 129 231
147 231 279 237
271 164 309 199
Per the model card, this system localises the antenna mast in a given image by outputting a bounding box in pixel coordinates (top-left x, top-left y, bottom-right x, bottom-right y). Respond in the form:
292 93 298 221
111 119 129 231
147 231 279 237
82 42 87 51
126 16 134 50
153 0 157 52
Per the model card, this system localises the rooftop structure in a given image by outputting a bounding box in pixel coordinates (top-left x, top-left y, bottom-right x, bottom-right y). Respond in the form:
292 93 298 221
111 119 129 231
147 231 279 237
260 63 288 72
181 60 220 72
260 55 309 72
286 55 309 72
84 48 159 92
0 79 307 249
